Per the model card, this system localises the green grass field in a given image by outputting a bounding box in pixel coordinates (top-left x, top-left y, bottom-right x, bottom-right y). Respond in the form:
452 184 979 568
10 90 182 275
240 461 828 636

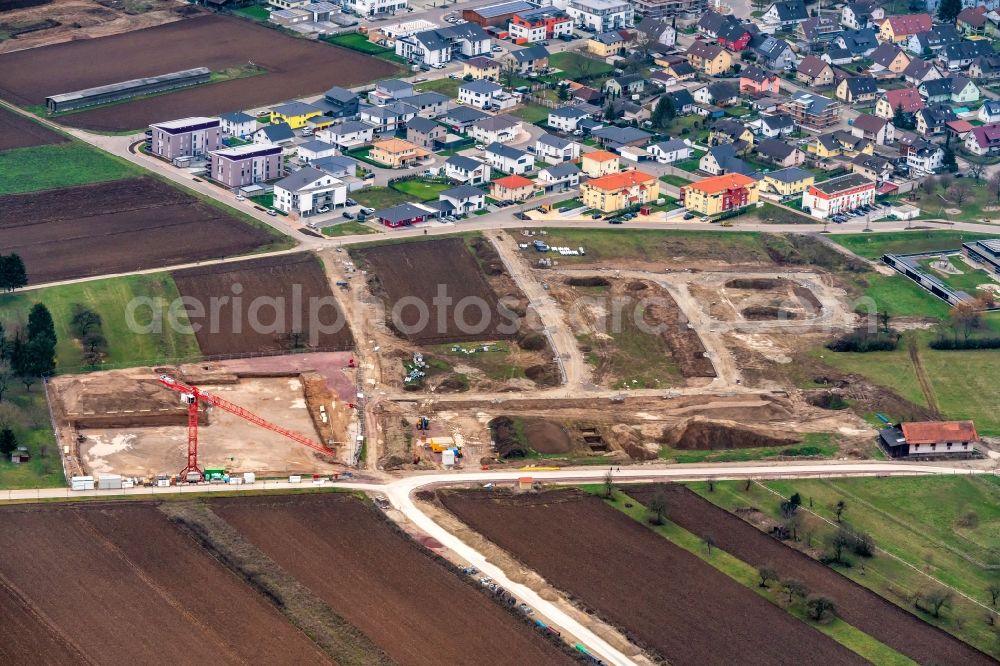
0 273 200 372
416 78 460 98
323 32 392 55
0 386 65 490
232 3 270 20
352 186 412 209
511 103 551 124
390 179 450 201
832 231 999 260
910 181 1000 222
537 228 772 265
846 272 953 319
548 51 614 80
658 432 839 463
659 174 693 187
0 142 141 194
917 255 998 295
322 221 379 237
691 479 1000 657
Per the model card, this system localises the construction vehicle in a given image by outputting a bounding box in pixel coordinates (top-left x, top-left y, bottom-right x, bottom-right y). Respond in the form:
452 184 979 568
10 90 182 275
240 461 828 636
157 374 335 482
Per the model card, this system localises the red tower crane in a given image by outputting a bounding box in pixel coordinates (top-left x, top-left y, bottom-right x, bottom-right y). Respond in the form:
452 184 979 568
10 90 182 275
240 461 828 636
157 374 335 482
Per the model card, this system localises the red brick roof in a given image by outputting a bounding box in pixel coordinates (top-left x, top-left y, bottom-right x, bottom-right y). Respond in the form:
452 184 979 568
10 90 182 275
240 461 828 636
493 174 533 189
686 172 756 195
585 170 656 191
881 13 932 36
901 421 979 444
884 87 924 113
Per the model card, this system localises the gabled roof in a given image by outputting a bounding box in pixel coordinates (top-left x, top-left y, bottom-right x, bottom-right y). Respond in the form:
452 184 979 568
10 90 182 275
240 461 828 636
799 15 839 40
666 89 695 109
275 166 335 192
884 87 924 113
852 113 888 133
219 111 256 124
441 184 485 200
973 55 1000 74
373 202 436 224
957 5 988 28
686 172 756 193
741 65 775 84
486 142 528 159
755 36 791 60
797 55 831 78
593 29 627 45
466 55 499 69
708 81 739 100
445 154 486 171
550 105 591 119
271 101 321 117
668 61 696 76
327 120 371 136
591 125 653 144
258 122 294 142
943 40 994 61
839 28 879 54
712 117 748 138
651 139 690 153
918 104 957 127
460 79 502 94
541 161 580 178
845 76 877 95
768 0 808 22
766 166 812 183
406 116 441 133
583 150 618 162
325 86 358 103
969 121 1000 147
298 139 335 152
442 105 490 124
585 169 657 191
472 114 521 131
537 132 573 149
880 13 932 37
852 153 892 170
311 155 356 175
826 47 854 61
903 58 938 80
901 421 978 444
761 113 794 130
510 44 549 63
870 42 906 68
982 100 1000 115
687 40 726 60
756 137 798 160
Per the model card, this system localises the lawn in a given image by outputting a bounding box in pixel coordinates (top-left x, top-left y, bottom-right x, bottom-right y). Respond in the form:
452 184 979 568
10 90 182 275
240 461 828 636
0 386 65 490
659 174 693 187
231 3 270 20
552 197 584 209
658 432 839 463
917 255 998 295
831 230 998 260
752 203 818 225
351 186 412 209
431 342 528 382
322 221 379 237
390 179 451 201
249 192 275 208
845 272 953 319
511 103 551 124
908 181 1000 223
0 273 200 372
0 141 140 194
416 77 461 98
548 51 614 80
323 32 391 55
537 228 771 265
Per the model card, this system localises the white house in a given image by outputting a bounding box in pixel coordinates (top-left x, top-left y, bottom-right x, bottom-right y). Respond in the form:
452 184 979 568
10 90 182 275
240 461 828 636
469 114 522 145
395 22 492 67
343 0 407 17
319 121 375 149
297 140 338 163
273 166 347 217
566 0 634 32
485 142 533 175
219 111 257 139
537 161 581 193
252 122 295 147
444 155 490 184
647 139 693 164
439 184 486 215
535 133 581 164
360 101 416 132
979 100 1000 124
457 80 510 110
908 139 944 173
547 105 592 132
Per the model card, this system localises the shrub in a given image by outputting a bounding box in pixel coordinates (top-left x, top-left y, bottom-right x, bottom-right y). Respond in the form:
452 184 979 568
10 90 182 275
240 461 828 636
827 329 899 353
929 336 1000 350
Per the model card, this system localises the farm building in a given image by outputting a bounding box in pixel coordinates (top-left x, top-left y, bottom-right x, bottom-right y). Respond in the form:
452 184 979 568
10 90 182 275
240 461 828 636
45 67 211 113
879 421 980 458
148 117 221 161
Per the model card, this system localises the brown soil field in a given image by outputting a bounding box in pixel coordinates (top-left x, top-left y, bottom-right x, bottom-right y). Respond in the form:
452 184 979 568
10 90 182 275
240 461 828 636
172 252 354 355
211 493 574 666
660 417 802 450
355 238 514 344
0 104 66 150
0 502 330 664
0 176 275 283
0 15 398 131
624 484 998 666
489 415 572 457
439 489 867 666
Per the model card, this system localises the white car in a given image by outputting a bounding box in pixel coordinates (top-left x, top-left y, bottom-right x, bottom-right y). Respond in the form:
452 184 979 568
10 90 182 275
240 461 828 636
475 143 485 150
317 206 330 214
492 46 503 52
431 63 445 69
235 194 246 201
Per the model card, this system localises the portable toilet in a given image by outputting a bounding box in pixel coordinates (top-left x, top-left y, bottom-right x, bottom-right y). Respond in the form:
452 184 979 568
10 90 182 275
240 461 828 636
442 449 456 467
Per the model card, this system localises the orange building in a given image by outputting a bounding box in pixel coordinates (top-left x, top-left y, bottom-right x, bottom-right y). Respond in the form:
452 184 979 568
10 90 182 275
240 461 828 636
491 174 536 201
581 150 620 177
680 173 759 215
581 170 658 212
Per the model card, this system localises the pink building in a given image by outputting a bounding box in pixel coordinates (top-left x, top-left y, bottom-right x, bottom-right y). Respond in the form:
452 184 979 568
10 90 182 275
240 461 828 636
740 65 780 95
210 144 283 189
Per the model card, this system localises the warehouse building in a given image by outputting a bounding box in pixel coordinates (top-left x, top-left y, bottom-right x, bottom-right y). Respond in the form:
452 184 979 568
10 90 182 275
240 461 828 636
45 68 211 113
463 0 538 27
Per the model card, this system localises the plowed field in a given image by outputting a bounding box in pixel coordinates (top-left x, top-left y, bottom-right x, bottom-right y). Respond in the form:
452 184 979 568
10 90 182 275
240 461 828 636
171 253 354 355
0 15 398 131
439 488 868 666
0 105 65 150
0 502 330 665
0 176 275 283
211 493 573 666
625 484 998 665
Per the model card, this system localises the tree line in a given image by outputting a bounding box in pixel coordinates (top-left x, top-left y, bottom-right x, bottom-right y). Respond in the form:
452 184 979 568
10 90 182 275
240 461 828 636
0 302 57 400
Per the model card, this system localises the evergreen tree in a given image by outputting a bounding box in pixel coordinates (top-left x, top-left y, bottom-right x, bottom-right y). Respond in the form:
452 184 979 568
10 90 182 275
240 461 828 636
943 141 958 172
0 427 16 456
650 95 676 130
0 254 27 292
26 303 55 344
937 0 962 22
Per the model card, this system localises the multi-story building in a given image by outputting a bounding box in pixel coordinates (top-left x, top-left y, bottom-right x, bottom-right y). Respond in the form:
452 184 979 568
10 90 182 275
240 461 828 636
273 166 347 217
369 138 428 168
444 155 490 184
343 0 408 17
566 0 634 32
509 6 573 42
210 144 283 189
218 112 257 140
395 22 492 67
581 170 657 212
535 133 581 164
581 150 620 177
680 173 758 215
801 173 876 219
966 121 1000 155
781 91 840 131
547 106 592 132
686 41 733 76
148 117 220 161
458 80 511 110
633 0 706 18
269 101 322 129
463 56 502 81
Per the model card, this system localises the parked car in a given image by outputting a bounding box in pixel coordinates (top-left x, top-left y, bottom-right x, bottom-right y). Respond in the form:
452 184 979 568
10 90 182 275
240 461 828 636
266 209 278 216
475 144 486 150
608 218 623 224
343 211 354 219
683 212 695 220
346 197 357 206
317 206 330 214
361 207 375 215
235 194 246 201
591 212 602 219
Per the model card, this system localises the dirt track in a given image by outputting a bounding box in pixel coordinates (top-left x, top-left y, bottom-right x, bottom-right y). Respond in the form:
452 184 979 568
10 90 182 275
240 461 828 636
0 104 66 150
0 176 275 283
439 488 868 666
624 484 998 666
211 493 574 666
0 502 330 664
0 15 398 131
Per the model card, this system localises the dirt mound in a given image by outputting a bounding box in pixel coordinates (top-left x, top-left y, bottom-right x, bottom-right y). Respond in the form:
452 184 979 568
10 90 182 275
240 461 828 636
488 416 529 458
525 363 560 386
564 276 610 287
489 416 572 456
626 281 648 292
469 237 505 276
725 278 786 290
515 330 547 352
793 285 823 312
741 306 800 321
609 424 656 460
661 418 802 450
806 391 850 411
523 418 572 453
435 375 470 393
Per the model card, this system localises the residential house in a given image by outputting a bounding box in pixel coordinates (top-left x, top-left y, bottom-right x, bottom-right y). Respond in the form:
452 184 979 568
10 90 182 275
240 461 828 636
490 174 536 202
797 56 835 86
444 155 489 184
343 0 408 17
906 25 962 55
469 114 522 144
463 56 501 81
360 101 417 132
802 172 876 218
761 166 814 197
581 150 620 177
509 6 573 43
537 161 581 192
697 81 740 107
650 70 678 88
315 86 360 119
851 153 894 182
252 122 295 147
648 139 693 164
686 41 733 76
591 125 652 149
458 80 510 110
548 106 592 132
902 58 944 86
296 140 337 163
877 13 933 44
633 16 676 48
319 121 374 150
837 77 878 105
406 117 445 148
957 6 989 35
604 75 645 97
970 54 1000 79
740 66 780 95
965 121 1000 155
664 89 696 115
404 92 450 118
753 113 795 138
273 166 346 217
851 113 895 144
756 138 804 167
588 29 630 56
940 40 994 71
269 101 322 129
580 169 658 212
663 60 698 81
762 0 808 28
875 87 924 119
484 142 533 174
979 100 1000 123
798 15 840 43
752 36 795 70
812 130 874 158
311 155 357 180
571 84 604 105
148 117 220 161
395 23 492 67
835 28 879 57
680 173 759 215
440 105 490 132
869 43 911 76
535 133 581 163
371 202 439 228
782 91 841 130
879 421 979 458
700 144 756 176
565 0 634 33
210 144 283 188
697 11 751 50
919 76 979 104
823 48 855 66
369 79 414 105
905 138 944 173
709 118 754 147
439 184 486 215
505 43 550 73
841 0 882 30
218 112 256 139
369 138 428 168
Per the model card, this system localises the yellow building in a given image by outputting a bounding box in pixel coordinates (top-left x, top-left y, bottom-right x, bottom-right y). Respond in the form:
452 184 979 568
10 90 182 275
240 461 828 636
369 138 429 168
587 31 627 57
269 101 323 129
581 170 658 213
680 173 759 216
708 121 755 148
686 41 733 76
762 167 815 197
581 150 620 177
877 14 932 44
463 56 501 81
810 132 874 159
491 174 536 201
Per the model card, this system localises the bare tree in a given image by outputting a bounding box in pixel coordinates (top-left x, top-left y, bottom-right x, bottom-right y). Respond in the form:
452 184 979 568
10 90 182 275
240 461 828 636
989 172 1000 202
829 526 853 564
920 587 954 618
987 581 1000 607
647 490 669 525
743 477 753 492
806 594 837 622
758 565 779 588
602 469 614 499
948 182 973 207
950 301 982 341
783 578 808 603
703 533 716 555
920 176 938 196
834 499 846 522
969 160 986 181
